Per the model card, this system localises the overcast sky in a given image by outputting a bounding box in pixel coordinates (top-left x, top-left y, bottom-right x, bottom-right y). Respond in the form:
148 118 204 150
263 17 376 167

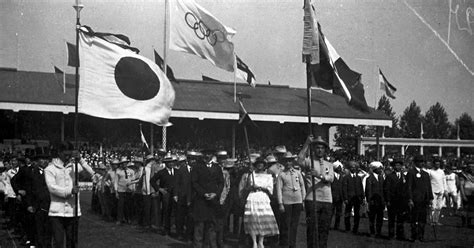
1 0 473 122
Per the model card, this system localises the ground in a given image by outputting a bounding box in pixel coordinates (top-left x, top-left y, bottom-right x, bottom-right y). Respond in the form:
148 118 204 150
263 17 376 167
1 191 473 248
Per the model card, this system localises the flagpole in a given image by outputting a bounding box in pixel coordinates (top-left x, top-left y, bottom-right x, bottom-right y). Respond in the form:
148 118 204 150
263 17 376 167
374 66 379 108
63 70 66 94
162 0 170 151
73 0 83 247
305 59 319 248
234 53 237 103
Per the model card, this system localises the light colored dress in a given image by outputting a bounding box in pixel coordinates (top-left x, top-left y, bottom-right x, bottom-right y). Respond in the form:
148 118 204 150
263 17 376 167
244 172 279 236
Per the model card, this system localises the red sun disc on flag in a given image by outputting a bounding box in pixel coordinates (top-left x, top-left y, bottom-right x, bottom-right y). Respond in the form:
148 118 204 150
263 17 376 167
115 57 160 101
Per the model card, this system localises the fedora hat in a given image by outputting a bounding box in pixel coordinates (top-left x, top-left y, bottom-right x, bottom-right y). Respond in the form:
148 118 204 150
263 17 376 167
281 151 296 160
369 161 383 169
311 136 328 147
119 156 129 164
145 154 155 161
111 158 121 165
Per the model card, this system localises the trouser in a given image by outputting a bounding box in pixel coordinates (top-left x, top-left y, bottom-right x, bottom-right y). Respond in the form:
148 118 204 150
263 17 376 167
131 193 143 225
431 193 444 223
97 191 108 219
344 197 361 232
6 197 16 228
280 203 303 247
368 202 384 235
331 200 343 230
305 201 332 248
105 190 116 221
23 207 36 243
388 203 407 238
50 216 79 248
193 220 217 248
35 209 52 248
117 192 132 223
216 205 226 248
410 202 428 241
161 192 175 233
142 194 153 227
176 201 193 239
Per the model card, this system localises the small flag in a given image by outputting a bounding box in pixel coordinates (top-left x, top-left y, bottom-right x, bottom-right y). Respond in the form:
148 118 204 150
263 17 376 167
78 26 175 126
379 69 397 99
238 100 257 127
236 55 256 87
169 0 236 72
154 50 176 82
66 42 79 67
202 75 220 81
140 124 149 149
54 66 66 93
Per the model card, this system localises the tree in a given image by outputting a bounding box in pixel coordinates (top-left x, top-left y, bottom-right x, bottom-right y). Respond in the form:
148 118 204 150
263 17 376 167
423 102 451 139
334 125 367 155
453 113 474 139
399 101 423 138
377 95 399 137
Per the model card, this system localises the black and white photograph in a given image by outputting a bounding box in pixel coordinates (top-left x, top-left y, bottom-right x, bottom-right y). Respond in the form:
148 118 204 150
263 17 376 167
0 0 473 247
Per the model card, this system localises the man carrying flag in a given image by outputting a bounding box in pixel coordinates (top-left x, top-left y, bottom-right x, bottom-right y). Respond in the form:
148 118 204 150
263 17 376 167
379 69 397 99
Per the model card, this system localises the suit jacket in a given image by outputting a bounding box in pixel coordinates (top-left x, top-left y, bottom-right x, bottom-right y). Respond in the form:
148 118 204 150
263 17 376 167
331 172 344 203
407 168 433 204
174 165 193 204
342 173 364 202
365 173 384 203
384 172 409 204
28 165 51 211
151 167 176 196
11 164 34 197
191 162 224 221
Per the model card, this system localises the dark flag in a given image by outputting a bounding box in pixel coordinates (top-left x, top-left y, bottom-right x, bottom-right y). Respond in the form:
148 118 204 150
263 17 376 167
154 50 176 82
238 100 257 127
66 42 79 67
236 55 256 87
379 69 397 99
53 66 66 93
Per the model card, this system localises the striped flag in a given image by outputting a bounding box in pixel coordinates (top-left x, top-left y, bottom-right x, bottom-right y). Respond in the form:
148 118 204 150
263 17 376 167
236 55 256 87
379 69 397 99
302 0 319 64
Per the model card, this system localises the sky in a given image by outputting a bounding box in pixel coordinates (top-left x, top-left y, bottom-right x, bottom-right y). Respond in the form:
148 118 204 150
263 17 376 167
1 0 473 122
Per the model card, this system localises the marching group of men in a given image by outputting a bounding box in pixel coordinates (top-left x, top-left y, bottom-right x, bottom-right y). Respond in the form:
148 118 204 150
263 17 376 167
0 135 466 248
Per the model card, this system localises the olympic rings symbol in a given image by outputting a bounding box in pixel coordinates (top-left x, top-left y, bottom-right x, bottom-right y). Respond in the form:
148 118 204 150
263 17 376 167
185 12 227 46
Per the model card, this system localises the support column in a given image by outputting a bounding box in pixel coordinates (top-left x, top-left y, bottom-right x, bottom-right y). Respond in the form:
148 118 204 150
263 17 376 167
232 124 236 159
457 146 461 158
438 146 442 157
381 145 385 158
162 126 167 151
60 114 65 142
401 145 405 157
420 146 424 155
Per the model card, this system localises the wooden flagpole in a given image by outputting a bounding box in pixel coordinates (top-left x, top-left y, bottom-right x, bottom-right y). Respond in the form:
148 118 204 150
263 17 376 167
72 0 83 247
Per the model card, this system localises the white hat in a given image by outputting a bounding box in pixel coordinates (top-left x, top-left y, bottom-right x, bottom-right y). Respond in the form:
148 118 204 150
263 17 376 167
369 161 383 169
333 161 343 169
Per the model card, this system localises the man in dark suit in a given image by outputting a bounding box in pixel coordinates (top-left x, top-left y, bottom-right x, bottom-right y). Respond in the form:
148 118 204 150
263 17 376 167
151 154 177 236
384 158 409 240
342 161 364 234
365 162 385 237
407 155 433 242
174 151 200 242
12 155 36 246
191 149 224 248
331 161 344 230
27 154 52 248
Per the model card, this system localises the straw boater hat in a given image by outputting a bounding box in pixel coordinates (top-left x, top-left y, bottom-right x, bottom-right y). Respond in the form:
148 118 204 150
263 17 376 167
187 150 203 157
119 156 129 164
274 145 287 154
223 158 237 168
281 151 297 160
162 154 178 163
145 154 155 161
111 158 121 165
265 154 278 164
216 150 228 158
369 161 383 169
311 136 329 147
156 148 167 155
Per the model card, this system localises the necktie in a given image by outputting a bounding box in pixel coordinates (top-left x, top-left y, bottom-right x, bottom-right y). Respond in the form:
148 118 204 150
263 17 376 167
125 169 128 179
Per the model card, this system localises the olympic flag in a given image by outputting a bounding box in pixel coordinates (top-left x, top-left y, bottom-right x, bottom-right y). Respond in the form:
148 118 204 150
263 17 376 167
169 0 236 72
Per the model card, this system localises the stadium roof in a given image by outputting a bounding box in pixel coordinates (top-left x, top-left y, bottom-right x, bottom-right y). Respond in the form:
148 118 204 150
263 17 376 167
0 69 392 127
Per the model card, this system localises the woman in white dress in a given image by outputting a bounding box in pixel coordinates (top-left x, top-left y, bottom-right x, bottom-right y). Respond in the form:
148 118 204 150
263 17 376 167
244 158 279 248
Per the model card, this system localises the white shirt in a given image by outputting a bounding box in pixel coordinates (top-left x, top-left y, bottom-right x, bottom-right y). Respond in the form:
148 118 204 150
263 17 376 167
429 168 447 194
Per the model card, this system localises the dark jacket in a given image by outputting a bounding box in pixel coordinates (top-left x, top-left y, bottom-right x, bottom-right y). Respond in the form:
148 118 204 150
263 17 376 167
174 165 193 204
384 172 409 204
365 173 384 204
151 167 176 196
406 168 433 204
28 165 51 211
342 173 364 202
191 162 224 221
331 173 344 203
